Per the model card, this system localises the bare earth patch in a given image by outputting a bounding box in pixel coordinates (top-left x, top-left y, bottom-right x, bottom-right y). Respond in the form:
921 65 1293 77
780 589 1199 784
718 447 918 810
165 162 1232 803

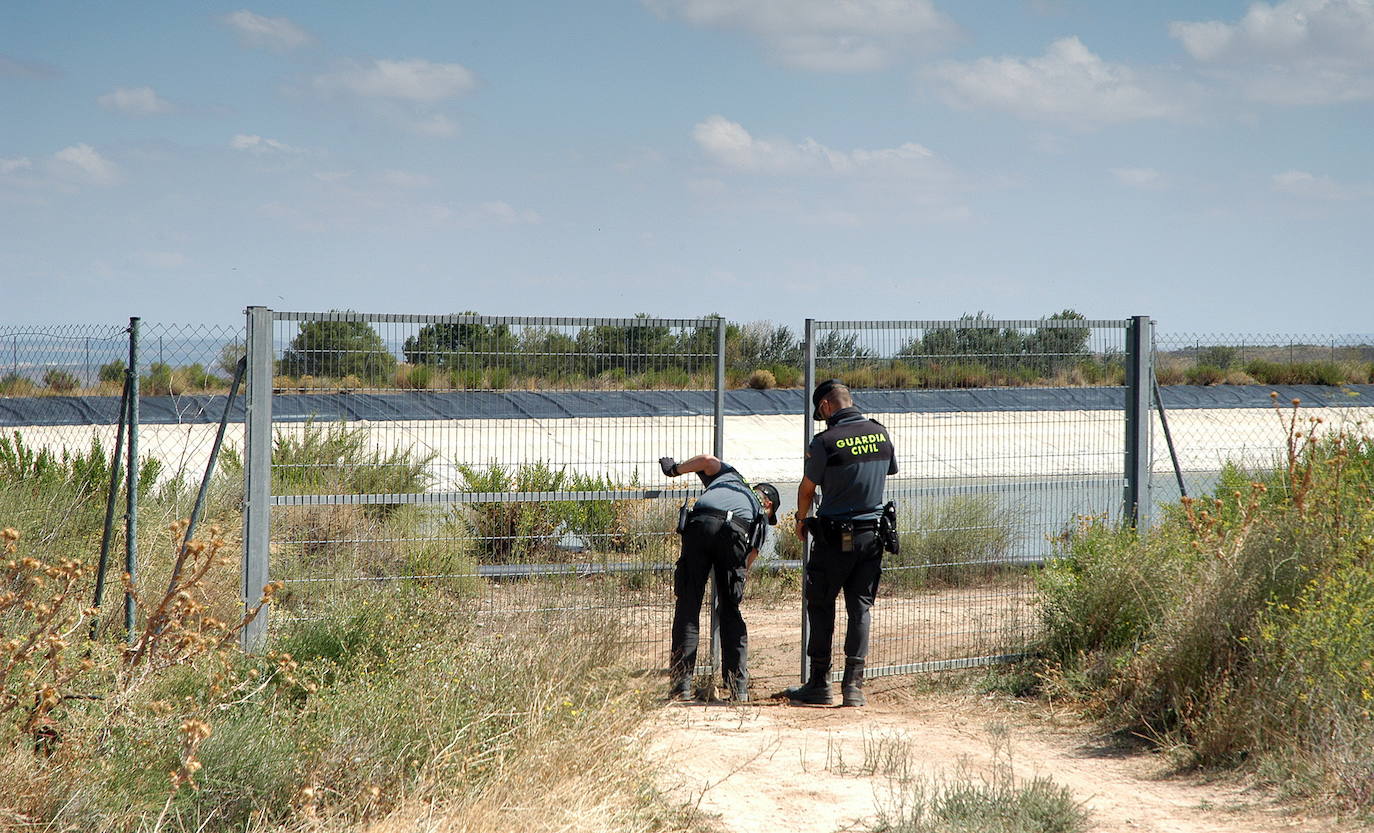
644 603 1361 833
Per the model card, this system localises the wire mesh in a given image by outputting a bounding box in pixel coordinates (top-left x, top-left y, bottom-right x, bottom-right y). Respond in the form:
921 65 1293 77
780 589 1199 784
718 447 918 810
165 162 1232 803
806 318 1131 677
0 320 246 616
260 312 722 670
1151 332 1374 503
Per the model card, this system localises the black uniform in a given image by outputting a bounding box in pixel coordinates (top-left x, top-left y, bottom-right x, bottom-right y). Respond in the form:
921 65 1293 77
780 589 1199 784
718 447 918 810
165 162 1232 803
669 462 764 689
803 406 897 665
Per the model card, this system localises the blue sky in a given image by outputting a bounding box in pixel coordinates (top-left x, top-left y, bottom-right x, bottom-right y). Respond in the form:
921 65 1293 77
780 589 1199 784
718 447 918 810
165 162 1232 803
2 1 1371 332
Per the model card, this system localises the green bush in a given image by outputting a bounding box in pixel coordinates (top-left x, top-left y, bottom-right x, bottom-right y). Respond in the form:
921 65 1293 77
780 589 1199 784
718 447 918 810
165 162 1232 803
269 421 433 516
1183 364 1225 385
97 360 126 384
453 462 646 563
1033 425 1374 806
887 496 1017 591
0 374 35 396
140 361 174 395
42 368 80 392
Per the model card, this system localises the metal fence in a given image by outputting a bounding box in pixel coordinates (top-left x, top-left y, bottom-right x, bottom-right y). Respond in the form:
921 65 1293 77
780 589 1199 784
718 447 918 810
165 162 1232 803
0 319 246 502
800 317 1140 680
10 312 1374 685
1151 332 1374 503
241 309 727 662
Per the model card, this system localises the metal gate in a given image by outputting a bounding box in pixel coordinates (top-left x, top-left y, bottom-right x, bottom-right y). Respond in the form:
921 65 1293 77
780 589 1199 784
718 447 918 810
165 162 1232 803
241 308 727 660
799 317 1149 680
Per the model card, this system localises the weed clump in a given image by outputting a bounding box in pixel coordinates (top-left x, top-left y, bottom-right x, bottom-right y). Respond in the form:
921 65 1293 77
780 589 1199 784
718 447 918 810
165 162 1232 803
1035 399 1374 807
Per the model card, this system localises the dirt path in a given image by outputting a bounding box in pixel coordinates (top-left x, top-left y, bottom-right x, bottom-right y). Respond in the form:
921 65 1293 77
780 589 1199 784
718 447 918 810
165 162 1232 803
644 603 1356 833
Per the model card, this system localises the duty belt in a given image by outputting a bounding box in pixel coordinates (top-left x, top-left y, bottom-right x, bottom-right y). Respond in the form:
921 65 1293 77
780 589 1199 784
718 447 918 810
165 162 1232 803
689 506 754 534
813 517 879 532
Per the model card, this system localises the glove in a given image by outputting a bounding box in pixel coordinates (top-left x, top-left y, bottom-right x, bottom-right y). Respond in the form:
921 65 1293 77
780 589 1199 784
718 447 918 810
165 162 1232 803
659 457 680 477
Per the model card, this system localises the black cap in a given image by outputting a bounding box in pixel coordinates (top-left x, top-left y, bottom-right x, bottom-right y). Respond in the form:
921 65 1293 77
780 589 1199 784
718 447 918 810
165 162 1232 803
753 482 780 525
812 378 844 420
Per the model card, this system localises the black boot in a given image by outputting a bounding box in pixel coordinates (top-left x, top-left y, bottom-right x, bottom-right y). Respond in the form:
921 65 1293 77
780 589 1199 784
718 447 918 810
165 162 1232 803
782 660 833 705
667 675 693 702
724 672 749 703
841 657 866 707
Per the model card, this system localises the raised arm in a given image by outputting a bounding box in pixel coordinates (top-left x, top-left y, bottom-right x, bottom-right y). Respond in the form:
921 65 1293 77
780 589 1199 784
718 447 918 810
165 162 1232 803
659 454 722 478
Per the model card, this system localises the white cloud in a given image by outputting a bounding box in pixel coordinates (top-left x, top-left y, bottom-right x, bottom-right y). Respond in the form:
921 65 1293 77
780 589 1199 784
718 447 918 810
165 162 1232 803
50 144 121 185
644 0 959 71
98 86 173 115
1111 167 1165 189
1272 170 1361 199
1170 0 1374 104
0 157 32 175
692 115 939 176
928 37 1185 125
230 134 299 154
221 10 313 51
313 59 477 102
377 170 434 188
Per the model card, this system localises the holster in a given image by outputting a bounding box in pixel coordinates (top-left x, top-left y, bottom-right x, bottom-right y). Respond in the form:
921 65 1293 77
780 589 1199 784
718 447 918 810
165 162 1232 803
879 501 899 555
675 498 690 535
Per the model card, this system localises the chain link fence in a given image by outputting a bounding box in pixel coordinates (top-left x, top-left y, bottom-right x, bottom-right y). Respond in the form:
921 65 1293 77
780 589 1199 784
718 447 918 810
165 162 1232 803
1152 332 1374 502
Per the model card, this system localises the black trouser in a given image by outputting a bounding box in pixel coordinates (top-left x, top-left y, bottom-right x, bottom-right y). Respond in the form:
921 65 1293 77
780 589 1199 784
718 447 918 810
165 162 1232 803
805 523 882 663
669 513 750 683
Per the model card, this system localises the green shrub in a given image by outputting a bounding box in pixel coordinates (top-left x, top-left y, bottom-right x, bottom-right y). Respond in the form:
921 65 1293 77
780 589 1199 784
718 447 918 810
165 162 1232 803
140 361 174 394
42 368 80 392
270 421 433 516
747 369 776 389
1184 364 1225 385
1034 423 1374 805
97 360 126 384
0 374 35 396
453 462 646 563
179 362 222 390
887 496 1017 591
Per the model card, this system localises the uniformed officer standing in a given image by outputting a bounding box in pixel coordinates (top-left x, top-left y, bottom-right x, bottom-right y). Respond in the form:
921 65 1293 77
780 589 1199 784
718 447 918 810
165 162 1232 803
785 379 897 707
659 453 779 702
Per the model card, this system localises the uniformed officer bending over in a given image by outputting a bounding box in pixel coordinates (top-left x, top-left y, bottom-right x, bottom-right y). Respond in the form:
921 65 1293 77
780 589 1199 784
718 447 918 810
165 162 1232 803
785 379 897 707
659 454 779 703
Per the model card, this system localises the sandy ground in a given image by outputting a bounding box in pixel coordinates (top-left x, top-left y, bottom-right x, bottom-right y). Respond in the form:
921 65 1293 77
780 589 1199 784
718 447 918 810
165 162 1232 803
643 603 1363 833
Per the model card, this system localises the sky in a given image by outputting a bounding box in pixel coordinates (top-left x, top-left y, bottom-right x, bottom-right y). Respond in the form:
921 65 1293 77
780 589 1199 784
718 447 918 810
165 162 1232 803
2 1 1372 333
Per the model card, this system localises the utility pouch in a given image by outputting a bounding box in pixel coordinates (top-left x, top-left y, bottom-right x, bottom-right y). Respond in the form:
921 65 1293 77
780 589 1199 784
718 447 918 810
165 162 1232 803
840 529 855 552
676 498 690 535
879 501 900 555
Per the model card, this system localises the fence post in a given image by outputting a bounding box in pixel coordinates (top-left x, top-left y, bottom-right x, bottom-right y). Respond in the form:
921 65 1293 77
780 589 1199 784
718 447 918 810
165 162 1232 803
800 318 816 683
124 318 140 642
1124 315 1153 529
713 317 725 459
241 306 273 651
708 317 727 677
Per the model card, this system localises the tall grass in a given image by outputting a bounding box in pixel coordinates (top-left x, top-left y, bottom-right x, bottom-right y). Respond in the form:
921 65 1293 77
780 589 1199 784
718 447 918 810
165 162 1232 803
0 524 683 832
1034 400 1374 807
886 496 1019 592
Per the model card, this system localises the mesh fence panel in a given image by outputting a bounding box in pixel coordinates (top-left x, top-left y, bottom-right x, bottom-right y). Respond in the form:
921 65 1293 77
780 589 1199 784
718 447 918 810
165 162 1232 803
1151 332 1374 503
807 318 1130 676
260 312 722 670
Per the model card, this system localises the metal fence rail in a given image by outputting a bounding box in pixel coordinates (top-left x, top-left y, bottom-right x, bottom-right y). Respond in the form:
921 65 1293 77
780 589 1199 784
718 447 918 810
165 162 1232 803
802 317 1135 679
242 309 727 663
